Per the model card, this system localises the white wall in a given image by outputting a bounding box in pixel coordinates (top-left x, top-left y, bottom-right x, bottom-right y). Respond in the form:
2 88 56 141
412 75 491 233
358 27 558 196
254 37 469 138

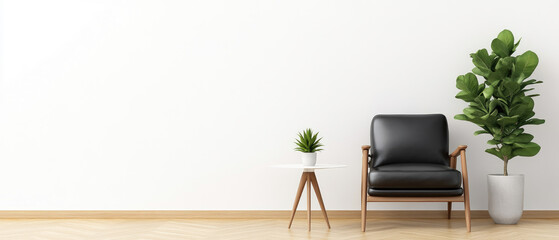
1 0 558 210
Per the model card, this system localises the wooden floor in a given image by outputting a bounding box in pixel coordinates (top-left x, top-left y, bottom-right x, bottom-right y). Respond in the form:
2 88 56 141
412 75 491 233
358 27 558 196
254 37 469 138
0 218 557 239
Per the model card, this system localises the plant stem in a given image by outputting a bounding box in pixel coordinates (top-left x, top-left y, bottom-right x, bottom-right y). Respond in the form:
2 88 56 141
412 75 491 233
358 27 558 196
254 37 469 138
503 156 509 176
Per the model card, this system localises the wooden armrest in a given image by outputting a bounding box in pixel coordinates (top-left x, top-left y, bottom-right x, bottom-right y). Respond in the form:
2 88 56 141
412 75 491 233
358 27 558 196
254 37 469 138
450 145 467 158
362 145 371 150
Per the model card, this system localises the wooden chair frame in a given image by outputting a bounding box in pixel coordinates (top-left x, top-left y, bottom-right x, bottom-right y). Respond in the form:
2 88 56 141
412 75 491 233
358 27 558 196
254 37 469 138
361 145 471 232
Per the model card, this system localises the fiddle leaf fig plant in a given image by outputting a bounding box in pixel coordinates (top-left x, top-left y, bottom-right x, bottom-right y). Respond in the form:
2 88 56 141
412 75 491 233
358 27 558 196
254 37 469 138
454 29 545 176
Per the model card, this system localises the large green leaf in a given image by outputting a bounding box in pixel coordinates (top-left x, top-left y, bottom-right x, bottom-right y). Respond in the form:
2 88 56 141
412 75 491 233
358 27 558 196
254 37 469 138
486 71 505 85
512 128 524 135
455 90 475 102
512 51 539 82
491 38 510 57
488 99 499 113
474 130 490 135
472 68 485 77
482 85 494 99
456 73 479 92
497 116 518 127
502 134 534 144
454 114 468 121
472 95 487 108
495 57 514 73
464 107 485 118
512 142 541 156
486 148 504 160
497 29 515 53
455 73 480 102
510 97 534 118
521 79 543 88
470 49 494 77
523 118 545 125
501 145 513 156
501 80 520 97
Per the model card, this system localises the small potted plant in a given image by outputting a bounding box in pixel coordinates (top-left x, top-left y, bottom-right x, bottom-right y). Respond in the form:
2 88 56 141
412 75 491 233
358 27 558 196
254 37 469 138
454 29 544 224
294 128 324 166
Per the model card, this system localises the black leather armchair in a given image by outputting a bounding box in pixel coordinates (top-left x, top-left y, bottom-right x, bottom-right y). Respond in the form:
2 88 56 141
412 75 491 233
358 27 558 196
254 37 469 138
361 114 471 232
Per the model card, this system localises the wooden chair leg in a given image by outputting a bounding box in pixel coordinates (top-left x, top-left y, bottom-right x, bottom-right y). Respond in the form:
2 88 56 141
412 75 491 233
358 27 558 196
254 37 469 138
461 150 471 232
361 146 369 232
464 195 471 232
361 200 367 231
447 202 452 219
288 172 307 229
361 191 367 232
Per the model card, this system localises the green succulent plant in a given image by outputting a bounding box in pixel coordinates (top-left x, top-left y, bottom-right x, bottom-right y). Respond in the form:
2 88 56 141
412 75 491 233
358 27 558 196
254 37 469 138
294 128 324 153
454 29 545 176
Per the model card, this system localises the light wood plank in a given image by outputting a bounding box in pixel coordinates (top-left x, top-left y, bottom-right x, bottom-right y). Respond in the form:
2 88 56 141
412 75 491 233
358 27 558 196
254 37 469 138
0 210 556 219
0 218 558 239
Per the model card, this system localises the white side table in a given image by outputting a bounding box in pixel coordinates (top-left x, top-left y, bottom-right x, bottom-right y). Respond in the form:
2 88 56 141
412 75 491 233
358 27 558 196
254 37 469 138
274 164 346 231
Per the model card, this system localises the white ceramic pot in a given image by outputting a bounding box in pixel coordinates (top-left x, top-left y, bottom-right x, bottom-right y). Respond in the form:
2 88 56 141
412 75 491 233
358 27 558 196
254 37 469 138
487 174 524 224
301 152 317 166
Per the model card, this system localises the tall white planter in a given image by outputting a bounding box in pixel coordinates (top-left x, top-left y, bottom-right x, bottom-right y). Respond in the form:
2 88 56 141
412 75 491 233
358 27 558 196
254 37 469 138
301 152 317 166
487 174 524 224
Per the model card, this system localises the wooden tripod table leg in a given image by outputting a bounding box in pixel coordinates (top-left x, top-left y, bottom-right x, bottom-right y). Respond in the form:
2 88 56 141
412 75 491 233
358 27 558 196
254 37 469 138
307 173 311 231
310 172 331 229
288 172 307 228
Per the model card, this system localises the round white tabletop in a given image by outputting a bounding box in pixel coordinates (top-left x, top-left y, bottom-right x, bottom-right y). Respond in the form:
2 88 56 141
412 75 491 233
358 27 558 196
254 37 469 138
273 164 346 172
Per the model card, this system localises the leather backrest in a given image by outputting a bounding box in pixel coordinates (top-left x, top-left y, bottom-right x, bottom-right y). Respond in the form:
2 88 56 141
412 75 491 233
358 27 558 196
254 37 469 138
371 114 449 168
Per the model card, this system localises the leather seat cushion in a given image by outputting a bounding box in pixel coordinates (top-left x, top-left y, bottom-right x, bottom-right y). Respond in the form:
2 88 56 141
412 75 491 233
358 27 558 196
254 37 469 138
369 163 461 189
368 188 464 197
